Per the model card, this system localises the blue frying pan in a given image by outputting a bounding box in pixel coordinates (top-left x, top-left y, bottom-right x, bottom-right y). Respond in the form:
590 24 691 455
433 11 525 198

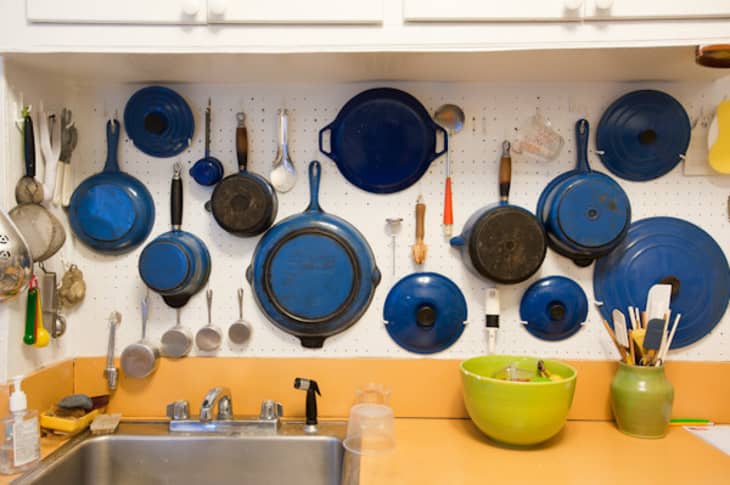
68 120 155 254
246 161 380 348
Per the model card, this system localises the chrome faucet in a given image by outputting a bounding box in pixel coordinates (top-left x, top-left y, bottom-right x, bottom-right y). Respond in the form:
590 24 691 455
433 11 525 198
200 387 233 422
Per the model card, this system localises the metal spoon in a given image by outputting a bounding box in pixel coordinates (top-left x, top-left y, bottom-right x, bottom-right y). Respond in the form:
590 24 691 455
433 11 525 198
228 288 252 345
196 288 223 351
434 104 465 238
161 308 192 358
270 109 297 192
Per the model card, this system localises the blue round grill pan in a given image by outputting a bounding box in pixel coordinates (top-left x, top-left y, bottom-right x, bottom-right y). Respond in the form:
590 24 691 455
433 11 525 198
520 276 587 341
384 272 467 354
124 86 194 158
596 90 690 181
594 217 730 349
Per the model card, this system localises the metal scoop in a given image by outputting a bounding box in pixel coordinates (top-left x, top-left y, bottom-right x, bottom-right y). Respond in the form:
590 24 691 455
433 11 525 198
196 289 222 351
161 308 192 358
228 288 252 345
121 294 159 378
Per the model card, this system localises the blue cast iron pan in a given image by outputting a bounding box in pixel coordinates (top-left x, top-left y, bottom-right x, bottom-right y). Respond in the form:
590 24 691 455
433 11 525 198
138 164 211 308
247 161 381 348
68 120 155 254
318 87 447 194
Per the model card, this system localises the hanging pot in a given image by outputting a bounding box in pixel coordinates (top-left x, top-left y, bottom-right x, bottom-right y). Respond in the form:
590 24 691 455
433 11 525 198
536 119 631 267
450 141 546 284
246 161 380 348
138 163 210 308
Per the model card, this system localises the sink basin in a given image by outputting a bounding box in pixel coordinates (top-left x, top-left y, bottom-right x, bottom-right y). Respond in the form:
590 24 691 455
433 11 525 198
13 421 351 485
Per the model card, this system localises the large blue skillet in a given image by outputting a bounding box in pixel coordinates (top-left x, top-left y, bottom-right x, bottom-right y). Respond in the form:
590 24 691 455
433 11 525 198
68 120 155 254
247 161 381 348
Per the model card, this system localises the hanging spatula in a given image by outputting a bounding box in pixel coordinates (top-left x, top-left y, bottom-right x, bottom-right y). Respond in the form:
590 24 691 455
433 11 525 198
612 309 630 363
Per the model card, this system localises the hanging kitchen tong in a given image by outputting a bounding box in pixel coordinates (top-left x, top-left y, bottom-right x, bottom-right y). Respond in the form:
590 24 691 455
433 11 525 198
53 109 78 207
39 112 62 204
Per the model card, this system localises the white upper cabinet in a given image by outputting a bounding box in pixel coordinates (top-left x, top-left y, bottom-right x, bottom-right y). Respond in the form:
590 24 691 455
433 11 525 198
26 0 207 24
584 0 730 19
206 0 383 24
403 0 585 22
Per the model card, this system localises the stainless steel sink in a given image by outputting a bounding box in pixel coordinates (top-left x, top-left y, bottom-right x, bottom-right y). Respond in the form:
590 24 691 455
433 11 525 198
13 421 353 485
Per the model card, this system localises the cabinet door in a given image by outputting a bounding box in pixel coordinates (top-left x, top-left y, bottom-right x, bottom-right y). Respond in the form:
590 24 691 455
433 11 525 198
403 0 584 22
585 0 730 19
26 0 207 24
207 0 383 24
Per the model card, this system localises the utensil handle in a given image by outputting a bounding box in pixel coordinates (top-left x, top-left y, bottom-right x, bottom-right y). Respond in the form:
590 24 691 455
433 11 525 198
575 119 591 173
305 161 322 212
205 103 212 158
34 290 46 347
171 163 183 229
141 294 149 340
278 109 288 147
206 288 213 325
52 162 65 205
103 120 121 172
443 177 453 235
24 115 36 177
237 288 244 319
499 141 511 203
236 122 248 173
61 162 74 207
416 198 426 241
24 287 37 345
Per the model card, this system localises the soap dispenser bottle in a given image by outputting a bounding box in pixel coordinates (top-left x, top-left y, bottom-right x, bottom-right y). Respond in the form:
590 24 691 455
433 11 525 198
0 377 40 474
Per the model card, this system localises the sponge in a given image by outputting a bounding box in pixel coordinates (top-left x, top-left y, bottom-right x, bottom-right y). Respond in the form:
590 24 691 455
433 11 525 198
58 394 93 411
709 99 730 174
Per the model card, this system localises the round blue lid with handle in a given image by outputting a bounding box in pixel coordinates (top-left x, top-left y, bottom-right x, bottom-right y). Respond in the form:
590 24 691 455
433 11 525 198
596 90 690 181
384 272 467 354
594 217 730 349
520 276 588 341
124 86 194 158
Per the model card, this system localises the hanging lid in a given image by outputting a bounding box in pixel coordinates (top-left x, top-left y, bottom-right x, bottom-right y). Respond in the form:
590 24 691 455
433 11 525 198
596 90 690 181
384 272 467 354
520 276 588 341
139 239 192 292
594 217 730 349
123 86 194 158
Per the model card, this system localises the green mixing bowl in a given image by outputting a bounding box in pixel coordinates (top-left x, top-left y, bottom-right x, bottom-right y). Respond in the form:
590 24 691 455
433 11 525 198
461 355 577 446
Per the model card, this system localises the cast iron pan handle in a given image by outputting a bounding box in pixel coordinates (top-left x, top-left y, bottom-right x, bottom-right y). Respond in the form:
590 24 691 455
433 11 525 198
305 161 322 213
236 113 248 173
429 123 448 162
171 163 183 230
318 123 335 158
575 119 592 173
24 114 35 177
499 140 511 204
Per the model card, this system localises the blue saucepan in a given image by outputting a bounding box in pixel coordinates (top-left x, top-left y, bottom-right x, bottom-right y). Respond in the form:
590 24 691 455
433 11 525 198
247 161 380 348
68 120 155 254
138 163 210 308
536 119 631 267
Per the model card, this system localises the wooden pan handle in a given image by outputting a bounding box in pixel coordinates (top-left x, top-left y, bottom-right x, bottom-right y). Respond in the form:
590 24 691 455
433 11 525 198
416 196 426 240
499 140 511 203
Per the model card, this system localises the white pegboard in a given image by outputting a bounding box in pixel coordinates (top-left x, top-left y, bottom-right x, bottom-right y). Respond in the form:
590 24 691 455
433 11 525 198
20 79 730 363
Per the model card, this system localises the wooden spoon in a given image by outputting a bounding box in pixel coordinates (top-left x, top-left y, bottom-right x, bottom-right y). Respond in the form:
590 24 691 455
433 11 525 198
411 196 427 264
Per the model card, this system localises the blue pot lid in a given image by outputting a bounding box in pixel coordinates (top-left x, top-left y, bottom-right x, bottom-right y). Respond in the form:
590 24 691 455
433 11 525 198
384 272 467 354
520 276 587 341
596 90 690 182
124 86 194 158
556 175 631 249
138 238 191 292
594 217 730 349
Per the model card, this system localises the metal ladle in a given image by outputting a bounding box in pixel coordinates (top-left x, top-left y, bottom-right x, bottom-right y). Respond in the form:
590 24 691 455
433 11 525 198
434 104 465 238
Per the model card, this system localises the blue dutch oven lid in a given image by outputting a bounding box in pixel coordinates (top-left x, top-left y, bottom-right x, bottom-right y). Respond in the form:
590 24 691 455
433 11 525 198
520 276 588 341
124 86 194 158
594 217 730 349
138 238 192 292
596 90 690 181
384 272 467 354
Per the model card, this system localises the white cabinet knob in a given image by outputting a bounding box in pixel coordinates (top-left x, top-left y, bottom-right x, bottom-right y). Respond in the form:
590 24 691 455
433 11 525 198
564 0 584 10
209 0 228 16
595 0 614 9
181 0 201 16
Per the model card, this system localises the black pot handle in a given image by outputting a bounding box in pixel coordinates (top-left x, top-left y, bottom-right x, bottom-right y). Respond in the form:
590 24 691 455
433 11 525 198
171 162 183 230
23 114 35 177
575 119 592 173
236 113 248 173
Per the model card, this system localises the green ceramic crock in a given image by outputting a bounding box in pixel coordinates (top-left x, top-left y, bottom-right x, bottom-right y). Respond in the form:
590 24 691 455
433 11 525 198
611 361 674 439
460 355 577 446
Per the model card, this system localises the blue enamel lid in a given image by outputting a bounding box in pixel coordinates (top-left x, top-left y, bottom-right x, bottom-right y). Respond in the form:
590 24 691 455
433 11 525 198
596 90 690 181
520 276 588 341
124 86 194 158
384 272 467 354
138 238 191 292
594 217 730 349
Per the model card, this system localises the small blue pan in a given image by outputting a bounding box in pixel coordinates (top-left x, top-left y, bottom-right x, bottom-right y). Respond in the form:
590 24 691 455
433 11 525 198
68 120 155 254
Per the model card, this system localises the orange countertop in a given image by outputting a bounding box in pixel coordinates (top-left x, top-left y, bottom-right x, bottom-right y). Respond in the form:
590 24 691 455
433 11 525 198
2 419 728 484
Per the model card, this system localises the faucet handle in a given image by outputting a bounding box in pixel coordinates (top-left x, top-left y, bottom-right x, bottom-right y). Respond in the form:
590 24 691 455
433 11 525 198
217 396 233 420
166 400 190 420
259 400 284 420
